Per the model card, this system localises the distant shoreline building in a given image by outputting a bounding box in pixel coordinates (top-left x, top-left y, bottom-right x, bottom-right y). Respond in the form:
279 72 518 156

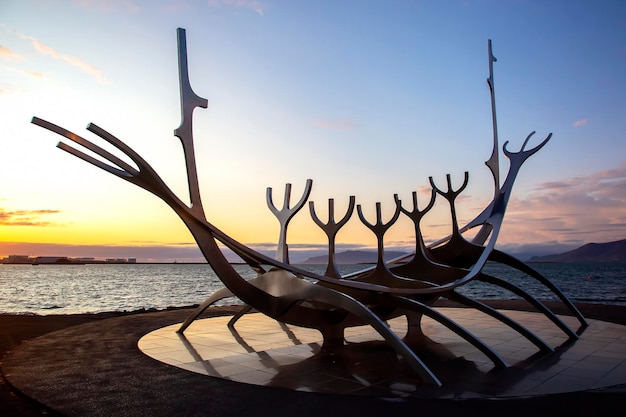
1 255 137 265
1 255 31 264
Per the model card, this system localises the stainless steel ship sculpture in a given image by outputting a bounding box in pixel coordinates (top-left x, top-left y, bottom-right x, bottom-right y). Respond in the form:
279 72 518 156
32 29 588 386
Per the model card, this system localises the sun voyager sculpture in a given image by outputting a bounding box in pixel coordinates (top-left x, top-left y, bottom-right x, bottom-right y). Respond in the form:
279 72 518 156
32 29 588 386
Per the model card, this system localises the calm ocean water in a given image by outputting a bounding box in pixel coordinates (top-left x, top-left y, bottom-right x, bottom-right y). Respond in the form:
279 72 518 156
0 262 624 315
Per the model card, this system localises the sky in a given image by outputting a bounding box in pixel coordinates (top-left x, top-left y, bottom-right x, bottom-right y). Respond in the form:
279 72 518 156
1 0 625 262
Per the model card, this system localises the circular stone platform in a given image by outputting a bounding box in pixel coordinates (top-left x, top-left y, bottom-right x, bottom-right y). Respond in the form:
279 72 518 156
2 307 626 417
139 308 626 399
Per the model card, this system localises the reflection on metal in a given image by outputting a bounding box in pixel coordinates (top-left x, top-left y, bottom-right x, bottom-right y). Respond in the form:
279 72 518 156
174 28 208 221
309 196 355 278
486 39 500 196
31 28 588 386
355 201 402 285
267 180 312 264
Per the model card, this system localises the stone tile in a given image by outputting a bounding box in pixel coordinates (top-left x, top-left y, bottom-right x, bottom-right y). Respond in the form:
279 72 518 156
138 310 626 399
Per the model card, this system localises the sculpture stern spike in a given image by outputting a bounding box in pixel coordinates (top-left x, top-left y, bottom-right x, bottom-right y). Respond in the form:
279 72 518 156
174 28 209 220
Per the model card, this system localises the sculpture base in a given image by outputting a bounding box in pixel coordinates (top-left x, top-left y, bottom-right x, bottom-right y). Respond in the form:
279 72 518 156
140 308 626 398
2 307 625 417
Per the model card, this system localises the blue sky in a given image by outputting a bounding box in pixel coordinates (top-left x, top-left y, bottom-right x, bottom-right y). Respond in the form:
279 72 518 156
1 0 625 262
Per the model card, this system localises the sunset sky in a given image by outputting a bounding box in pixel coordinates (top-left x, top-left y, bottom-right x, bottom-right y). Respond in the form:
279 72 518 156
1 0 625 262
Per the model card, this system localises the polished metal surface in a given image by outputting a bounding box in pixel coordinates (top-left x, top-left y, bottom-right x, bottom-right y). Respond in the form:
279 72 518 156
31 30 587 386
267 179 313 264
309 196 355 278
139 310 626 398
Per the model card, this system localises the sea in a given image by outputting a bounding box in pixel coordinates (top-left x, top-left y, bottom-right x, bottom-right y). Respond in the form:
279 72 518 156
0 262 624 315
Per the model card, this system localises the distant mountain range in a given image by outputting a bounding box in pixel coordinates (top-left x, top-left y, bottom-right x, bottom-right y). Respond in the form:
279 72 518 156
528 239 626 262
299 239 626 265
300 250 408 264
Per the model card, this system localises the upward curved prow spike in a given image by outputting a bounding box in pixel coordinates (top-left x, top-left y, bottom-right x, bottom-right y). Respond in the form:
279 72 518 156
174 27 209 221
503 132 552 165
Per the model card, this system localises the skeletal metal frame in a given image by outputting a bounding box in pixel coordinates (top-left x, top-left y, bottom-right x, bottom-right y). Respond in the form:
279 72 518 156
32 29 588 387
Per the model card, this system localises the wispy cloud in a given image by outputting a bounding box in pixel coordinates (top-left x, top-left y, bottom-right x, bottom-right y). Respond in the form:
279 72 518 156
312 118 357 130
162 0 189 12
0 45 23 61
5 66 44 79
61 55 107 82
25 36 60 58
0 67 42 94
573 119 588 127
209 0 267 16
0 209 62 226
396 161 626 258
500 161 626 247
24 70 43 78
17 32 108 83
74 0 141 13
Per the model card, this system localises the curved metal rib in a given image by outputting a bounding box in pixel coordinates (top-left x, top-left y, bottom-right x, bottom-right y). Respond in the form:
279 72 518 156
178 286 237 333
228 305 254 328
488 249 588 330
228 269 443 385
308 295 440 385
445 291 553 352
477 273 579 340
393 296 509 368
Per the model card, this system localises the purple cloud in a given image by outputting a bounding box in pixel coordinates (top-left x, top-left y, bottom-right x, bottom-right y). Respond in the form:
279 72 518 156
500 161 626 245
0 208 61 226
312 118 357 130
